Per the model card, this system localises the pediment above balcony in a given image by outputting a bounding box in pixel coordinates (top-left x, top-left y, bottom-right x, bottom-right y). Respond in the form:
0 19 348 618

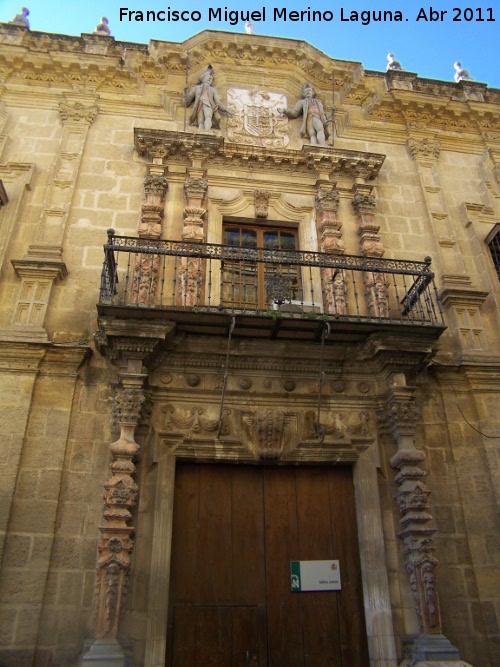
134 128 385 180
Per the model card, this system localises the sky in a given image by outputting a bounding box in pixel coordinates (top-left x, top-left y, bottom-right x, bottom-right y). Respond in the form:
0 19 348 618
1 0 499 88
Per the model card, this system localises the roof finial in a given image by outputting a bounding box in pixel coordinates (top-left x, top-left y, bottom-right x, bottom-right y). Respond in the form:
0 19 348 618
386 53 403 71
245 21 255 34
454 61 473 82
94 17 111 36
9 7 30 28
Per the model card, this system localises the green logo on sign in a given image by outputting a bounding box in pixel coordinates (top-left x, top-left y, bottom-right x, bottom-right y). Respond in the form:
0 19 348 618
290 561 301 591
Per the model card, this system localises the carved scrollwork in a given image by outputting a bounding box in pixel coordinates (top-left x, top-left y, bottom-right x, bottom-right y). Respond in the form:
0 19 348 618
407 137 441 162
59 101 98 124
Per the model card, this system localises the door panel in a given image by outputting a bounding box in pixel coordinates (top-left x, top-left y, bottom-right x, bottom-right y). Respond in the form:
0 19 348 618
167 464 369 667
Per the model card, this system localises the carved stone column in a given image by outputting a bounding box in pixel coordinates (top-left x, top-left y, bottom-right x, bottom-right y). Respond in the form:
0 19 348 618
352 185 389 317
94 383 149 640
84 320 173 665
378 374 472 666
177 175 208 306
139 172 168 240
132 171 168 305
315 186 347 315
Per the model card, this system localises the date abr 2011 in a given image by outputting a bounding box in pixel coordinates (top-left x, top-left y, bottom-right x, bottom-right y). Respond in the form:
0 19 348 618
452 7 494 21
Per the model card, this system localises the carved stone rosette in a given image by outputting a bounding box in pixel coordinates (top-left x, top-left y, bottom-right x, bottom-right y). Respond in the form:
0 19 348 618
352 186 389 317
378 381 442 636
177 176 208 306
315 187 347 315
94 387 149 639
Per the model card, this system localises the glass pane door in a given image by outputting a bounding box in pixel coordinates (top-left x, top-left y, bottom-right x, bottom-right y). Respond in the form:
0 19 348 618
222 224 299 310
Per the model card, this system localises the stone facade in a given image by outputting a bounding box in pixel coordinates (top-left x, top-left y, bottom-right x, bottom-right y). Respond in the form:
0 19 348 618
0 22 498 667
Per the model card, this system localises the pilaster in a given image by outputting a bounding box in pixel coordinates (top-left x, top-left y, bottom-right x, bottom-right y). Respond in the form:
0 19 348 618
1 96 97 341
406 134 471 288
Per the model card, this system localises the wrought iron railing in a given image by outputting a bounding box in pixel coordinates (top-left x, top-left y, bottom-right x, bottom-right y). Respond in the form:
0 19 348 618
99 230 445 328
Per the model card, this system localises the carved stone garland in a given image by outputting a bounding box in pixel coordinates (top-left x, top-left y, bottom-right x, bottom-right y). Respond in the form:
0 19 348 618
377 378 441 636
94 385 149 639
315 186 347 315
352 186 389 317
177 175 208 306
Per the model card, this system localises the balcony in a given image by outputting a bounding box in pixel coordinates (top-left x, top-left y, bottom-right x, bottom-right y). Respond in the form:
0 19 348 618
97 231 446 343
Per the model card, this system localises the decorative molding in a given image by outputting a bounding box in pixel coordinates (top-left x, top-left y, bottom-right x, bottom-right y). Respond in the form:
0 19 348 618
134 128 385 181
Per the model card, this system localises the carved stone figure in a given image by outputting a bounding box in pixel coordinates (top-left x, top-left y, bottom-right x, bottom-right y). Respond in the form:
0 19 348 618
386 53 403 71
10 7 30 28
454 61 473 82
278 83 331 145
183 65 232 130
94 17 111 35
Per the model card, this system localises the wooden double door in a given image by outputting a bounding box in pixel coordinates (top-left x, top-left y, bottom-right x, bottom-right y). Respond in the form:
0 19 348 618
166 464 369 666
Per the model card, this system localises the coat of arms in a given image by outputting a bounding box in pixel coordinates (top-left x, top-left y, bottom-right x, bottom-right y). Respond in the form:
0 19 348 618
226 88 289 147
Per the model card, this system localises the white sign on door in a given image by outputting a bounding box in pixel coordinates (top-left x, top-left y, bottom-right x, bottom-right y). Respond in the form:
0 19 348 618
290 560 341 592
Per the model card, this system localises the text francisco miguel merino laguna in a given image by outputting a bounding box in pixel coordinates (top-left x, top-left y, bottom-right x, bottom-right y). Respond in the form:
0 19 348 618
120 6 492 26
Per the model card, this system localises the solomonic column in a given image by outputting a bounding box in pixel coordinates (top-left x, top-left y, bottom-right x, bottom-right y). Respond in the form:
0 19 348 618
378 373 473 666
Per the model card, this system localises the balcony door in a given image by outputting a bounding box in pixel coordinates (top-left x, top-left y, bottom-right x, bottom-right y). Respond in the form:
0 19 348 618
222 224 299 310
166 463 369 667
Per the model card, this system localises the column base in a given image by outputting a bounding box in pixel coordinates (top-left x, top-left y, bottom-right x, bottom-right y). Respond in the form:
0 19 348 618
81 638 131 666
399 634 473 666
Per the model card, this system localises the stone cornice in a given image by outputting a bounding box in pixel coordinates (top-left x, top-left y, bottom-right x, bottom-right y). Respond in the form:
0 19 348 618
134 128 385 180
